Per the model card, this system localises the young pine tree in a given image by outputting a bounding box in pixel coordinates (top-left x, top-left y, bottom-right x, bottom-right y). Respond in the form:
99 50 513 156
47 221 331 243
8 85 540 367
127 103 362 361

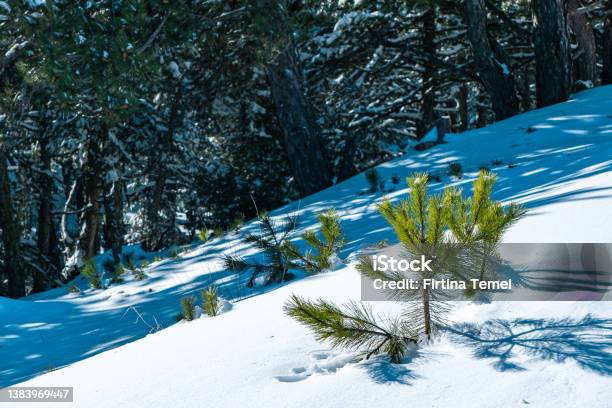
180 297 196 322
201 286 221 317
81 258 103 289
287 171 525 362
446 170 526 282
224 212 301 286
283 210 345 273
360 173 451 338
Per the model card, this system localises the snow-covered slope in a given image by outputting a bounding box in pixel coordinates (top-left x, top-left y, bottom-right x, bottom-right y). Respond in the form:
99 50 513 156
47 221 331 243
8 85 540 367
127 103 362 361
2 86 612 407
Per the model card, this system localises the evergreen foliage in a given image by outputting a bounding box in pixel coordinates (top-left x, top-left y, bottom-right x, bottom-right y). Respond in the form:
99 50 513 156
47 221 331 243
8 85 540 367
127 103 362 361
224 212 300 286
110 264 126 284
81 258 102 289
448 162 463 178
284 294 416 363
132 267 146 281
285 210 346 273
446 170 526 281
180 296 196 322
288 171 525 361
0 1 605 298
198 229 210 243
201 286 221 317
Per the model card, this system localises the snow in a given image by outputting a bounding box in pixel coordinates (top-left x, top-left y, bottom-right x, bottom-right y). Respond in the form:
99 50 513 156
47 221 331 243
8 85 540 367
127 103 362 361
3 86 612 407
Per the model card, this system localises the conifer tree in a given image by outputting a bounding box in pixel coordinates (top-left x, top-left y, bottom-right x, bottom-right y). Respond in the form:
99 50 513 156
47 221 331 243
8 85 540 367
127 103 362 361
283 210 345 273
361 173 451 338
224 213 301 286
287 171 525 362
446 170 526 281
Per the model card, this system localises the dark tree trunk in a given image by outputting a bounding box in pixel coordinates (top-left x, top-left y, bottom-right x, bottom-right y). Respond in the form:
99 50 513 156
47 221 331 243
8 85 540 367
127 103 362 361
33 134 59 292
73 130 104 263
103 179 124 265
567 0 596 86
603 0 612 84
458 83 469 131
144 87 182 251
337 133 360 182
420 1 437 137
465 0 519 120
80 163 102 260
533 0 572 107
0 143 25 298
36 137 52 257
266 40 332 196
256 0 331 195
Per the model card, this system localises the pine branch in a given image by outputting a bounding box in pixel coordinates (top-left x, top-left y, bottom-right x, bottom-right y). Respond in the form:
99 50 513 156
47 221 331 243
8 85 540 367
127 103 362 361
285 294 416 363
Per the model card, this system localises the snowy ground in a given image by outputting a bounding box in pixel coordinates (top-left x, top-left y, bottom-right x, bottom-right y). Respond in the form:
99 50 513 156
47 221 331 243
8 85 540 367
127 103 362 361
2 86 612 407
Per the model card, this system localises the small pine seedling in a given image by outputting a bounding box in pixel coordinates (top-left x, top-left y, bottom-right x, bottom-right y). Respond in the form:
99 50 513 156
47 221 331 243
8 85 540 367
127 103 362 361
68 284 81 294
180 296 196 321
81 258 103 289
110 264 125 284
201 286 221 316
224 212 300 286
132 267 146 281
213 226 225 237
125 253 136 270
198 229 209 243
284 209 345 273
230 214 245 232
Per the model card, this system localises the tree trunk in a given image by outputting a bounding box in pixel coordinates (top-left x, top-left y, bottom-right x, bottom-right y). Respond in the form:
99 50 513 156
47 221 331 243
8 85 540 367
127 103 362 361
603 0 612 84
266 40 332 196
420 1 437 137
567 0 596 86
458 83 469 132
103 180 124 265
0 143 25 298
33 135 57 292
533 0 572 107
256 0 332 195
465 0 519 120
144 87 182 251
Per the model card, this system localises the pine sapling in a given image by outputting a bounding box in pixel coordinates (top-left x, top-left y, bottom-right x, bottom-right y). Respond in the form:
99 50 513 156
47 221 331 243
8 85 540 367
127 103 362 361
283 209 345 273
446 170 525 282
132 267 146 281
448 162 463 178
224 212 300 286
198 229 209 243
180 296 196 321
201 285 221 316
365 173 451 338
110 264 125 284
230 214 245 232
68 284 81 294
81 258 103 289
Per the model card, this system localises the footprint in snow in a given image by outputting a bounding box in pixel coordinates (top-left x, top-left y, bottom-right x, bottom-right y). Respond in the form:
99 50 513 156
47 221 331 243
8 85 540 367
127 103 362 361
274 350 359 383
